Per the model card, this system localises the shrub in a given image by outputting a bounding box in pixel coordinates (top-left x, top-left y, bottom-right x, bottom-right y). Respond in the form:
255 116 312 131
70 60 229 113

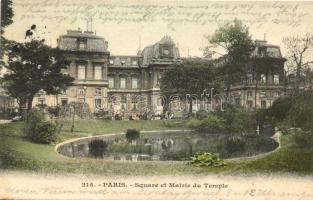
47 106 61 117
196 110 209 119
125 129 140 142
25 111 44 137
267 96 294 123
190 152 227 167
25 111 59 144
225 135 246 154
219 107 256 134
287 91 313 131
293 130 313 148
186 118 203 129
187 115 226 133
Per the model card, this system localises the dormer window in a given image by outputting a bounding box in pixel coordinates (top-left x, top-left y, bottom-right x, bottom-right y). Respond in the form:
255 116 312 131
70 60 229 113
160 44 173 58
78 39 87 50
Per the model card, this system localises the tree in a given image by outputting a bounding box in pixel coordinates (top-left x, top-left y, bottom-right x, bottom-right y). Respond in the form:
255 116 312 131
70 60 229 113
1 0 13 31
1 40 74 113
283 34 313 94
205 19 255 99
160 58 220 113
1 0 14 68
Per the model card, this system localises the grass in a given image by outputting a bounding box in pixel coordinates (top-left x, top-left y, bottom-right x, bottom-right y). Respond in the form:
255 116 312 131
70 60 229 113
0 120 312 176
59 119 187 136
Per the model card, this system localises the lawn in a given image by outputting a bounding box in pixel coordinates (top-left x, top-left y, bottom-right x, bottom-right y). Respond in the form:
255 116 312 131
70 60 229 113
0 120 312 176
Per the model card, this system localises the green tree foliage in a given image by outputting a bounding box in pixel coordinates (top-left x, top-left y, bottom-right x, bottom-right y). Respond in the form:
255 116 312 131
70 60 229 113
187 107 257 134
24 111 59 144
266 96 294 124
1 0 14 68
190 152 227 167
160 58 220 113
206 19 255 98
125 129 140 143
219 107 256 134
2 40 74 113
1 0 13 31
287 91 313 131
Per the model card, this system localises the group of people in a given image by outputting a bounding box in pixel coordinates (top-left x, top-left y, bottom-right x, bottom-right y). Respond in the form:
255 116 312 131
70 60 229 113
111 111 175 121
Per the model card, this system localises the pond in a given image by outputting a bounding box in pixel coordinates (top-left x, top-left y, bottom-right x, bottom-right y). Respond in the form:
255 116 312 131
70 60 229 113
56 131 278 161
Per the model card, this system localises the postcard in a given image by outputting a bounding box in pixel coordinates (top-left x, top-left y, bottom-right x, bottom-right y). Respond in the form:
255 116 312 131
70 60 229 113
1 0 313 199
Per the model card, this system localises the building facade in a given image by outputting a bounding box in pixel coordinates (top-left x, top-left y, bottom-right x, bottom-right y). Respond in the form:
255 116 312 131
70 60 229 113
228 40 286 109
30 31 286 118
33 30 181 118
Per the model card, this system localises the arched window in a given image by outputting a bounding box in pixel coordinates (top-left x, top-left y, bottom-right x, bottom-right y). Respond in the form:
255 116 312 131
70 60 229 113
77 65 86 80
132 77 138 89
260 74 266 84
94 65 102 80
108 77 114 88
273 74 279 84
120 77 126 89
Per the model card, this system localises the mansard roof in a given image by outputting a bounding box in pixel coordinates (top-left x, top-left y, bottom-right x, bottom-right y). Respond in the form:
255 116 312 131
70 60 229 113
57 30 108 53
141 36 180 66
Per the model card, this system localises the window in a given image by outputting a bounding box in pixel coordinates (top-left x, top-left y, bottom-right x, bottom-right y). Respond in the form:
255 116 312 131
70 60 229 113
247 90 253 97
261 101 267 108
78 41 86 50
95 88 102 96
260 91 266 98
95 98 102 109
109 60 114 64
132 77 138 89
247 100 253 108
273 74 279 84
267 47 281 58
108 77 114 88
132 96 138 111
260 74 266 84
247 74 253 84
121 95 127 103
132 60 137 65
61 98 68 106
121 95 127 110
78 65 86 80
94 65 102 80
120 77 126 89
78 88 85 95
274 91 280 97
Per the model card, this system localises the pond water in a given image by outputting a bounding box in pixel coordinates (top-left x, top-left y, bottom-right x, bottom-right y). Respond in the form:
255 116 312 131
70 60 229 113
56 131 278 161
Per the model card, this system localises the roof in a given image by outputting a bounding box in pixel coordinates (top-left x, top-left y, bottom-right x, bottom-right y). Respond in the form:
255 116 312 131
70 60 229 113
141 36 180 66
57 30 108 53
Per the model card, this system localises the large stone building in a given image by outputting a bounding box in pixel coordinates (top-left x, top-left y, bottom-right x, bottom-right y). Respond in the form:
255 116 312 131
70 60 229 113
33 30 181 117
227 40 286 109
27 31 286 118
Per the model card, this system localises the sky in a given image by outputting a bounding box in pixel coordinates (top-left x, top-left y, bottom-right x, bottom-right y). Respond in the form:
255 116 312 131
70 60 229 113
3 0 313 58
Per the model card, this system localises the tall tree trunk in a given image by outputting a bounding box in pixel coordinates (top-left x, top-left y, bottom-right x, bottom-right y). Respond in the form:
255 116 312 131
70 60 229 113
254 79 258 109
295 66 301 95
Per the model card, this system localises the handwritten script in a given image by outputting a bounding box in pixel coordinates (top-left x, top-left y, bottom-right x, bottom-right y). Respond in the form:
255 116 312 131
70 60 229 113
14 1 309 29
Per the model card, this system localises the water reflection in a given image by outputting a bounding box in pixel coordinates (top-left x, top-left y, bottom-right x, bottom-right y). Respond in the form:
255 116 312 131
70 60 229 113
57 131 278 161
